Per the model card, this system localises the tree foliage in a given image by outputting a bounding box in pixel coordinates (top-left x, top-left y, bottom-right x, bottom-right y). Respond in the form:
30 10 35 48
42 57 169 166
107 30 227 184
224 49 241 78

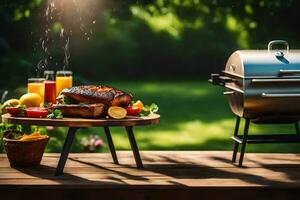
0 0 300 88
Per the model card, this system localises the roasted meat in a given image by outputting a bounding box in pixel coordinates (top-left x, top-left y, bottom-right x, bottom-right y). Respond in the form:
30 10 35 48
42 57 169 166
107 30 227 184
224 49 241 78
54 103 107 118
55 85 133 118
61 85 132 107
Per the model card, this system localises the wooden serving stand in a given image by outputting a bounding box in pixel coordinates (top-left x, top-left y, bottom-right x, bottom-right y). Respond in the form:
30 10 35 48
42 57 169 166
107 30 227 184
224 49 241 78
1 113 160 176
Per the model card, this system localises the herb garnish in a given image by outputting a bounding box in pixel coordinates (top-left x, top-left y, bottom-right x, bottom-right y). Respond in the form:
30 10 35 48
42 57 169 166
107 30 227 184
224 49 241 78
47 109 63 119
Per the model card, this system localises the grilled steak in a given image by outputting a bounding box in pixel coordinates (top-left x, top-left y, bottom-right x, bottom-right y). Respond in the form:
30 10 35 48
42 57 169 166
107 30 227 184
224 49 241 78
54 103 107 118
61 85 133 107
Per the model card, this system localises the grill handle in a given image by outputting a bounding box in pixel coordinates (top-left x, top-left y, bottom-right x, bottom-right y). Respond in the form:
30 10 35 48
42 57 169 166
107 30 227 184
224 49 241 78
278 70 300 75
262 93 300 98
209 73 236 86
268 40 289 51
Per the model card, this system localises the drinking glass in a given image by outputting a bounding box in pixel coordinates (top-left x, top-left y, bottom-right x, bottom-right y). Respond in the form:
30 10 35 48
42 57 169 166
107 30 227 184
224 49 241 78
44 70 56 104
27 78 45 102
56 70 73 96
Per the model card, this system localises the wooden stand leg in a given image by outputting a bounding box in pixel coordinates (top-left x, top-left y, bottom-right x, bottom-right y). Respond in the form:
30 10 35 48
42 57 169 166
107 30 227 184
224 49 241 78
55 127 78 176
238 119 250 167
104 127 119 164
125 126 143 168
232 116 241 162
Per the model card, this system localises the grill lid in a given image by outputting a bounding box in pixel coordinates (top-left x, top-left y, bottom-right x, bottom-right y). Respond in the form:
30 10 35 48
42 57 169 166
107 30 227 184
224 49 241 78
225 40 300 78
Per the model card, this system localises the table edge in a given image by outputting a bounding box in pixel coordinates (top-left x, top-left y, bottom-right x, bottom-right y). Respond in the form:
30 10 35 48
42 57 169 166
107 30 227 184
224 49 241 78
1 114 160 127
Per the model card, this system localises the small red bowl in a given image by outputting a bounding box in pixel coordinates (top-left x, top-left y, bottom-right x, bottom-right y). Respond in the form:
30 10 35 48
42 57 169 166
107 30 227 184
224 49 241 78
25 107 48 118
6 107 20 117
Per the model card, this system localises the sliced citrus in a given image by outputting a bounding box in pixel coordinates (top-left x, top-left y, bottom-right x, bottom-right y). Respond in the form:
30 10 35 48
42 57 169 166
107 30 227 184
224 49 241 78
108 106 127 119
19 93 42 108
132 100 144 111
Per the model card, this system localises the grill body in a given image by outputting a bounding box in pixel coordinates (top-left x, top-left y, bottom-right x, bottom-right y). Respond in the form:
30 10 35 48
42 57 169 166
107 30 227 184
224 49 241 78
211 40 300 122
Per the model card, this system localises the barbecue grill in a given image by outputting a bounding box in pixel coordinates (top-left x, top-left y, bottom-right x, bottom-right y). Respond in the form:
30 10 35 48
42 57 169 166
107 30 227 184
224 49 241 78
210 40 300 166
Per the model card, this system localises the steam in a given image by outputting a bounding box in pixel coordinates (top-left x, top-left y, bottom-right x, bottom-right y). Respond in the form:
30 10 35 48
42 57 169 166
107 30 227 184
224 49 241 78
35 0 55 77
35 0 99 75
63 37 70 71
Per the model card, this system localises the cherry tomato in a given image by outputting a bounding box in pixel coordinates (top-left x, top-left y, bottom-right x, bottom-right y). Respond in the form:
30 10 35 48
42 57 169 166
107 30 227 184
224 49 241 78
6 107 20 117
126 106 140 116
25 107 48 118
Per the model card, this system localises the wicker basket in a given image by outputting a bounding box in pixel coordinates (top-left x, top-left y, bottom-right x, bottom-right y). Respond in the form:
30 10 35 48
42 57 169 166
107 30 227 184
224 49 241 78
3 130 49 168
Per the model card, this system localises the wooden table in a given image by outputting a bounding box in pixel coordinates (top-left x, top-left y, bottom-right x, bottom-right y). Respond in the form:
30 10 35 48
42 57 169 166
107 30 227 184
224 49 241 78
1 113 160 176
2 151 300 200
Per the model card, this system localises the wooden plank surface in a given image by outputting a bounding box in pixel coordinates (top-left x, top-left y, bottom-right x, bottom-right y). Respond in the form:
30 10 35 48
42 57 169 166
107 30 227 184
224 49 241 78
1 113 160 127
1 151 300 200
1 151 300 187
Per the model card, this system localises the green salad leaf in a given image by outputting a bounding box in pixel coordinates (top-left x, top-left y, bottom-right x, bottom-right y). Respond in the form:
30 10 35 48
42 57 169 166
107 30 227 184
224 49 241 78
140 103 159 116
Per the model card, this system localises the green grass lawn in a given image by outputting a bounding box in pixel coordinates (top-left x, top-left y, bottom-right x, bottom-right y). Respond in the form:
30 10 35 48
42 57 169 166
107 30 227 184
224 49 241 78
2 80 300 153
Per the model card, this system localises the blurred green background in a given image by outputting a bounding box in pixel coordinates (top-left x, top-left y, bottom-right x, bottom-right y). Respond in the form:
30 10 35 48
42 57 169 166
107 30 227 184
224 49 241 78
1 0 300 153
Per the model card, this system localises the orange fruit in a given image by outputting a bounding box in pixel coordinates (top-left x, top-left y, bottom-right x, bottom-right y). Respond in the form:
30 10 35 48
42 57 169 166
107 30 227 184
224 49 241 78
19 93 42 108
108 106 127 119
132 100 144 111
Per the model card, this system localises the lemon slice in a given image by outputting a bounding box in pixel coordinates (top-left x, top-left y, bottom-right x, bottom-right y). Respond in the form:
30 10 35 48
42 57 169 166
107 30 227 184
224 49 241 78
108 106 127 119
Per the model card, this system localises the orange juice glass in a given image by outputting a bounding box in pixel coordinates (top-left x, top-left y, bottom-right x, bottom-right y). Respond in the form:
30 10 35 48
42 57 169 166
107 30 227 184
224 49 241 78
56 70 73 96
27 78 45 102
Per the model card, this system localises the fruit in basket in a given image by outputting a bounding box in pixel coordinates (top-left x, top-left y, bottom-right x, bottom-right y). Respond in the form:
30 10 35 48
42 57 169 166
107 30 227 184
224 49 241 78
108 106 127 119
3 130 49 168
19 132 48 141
1 99 20 114
19 93 42 108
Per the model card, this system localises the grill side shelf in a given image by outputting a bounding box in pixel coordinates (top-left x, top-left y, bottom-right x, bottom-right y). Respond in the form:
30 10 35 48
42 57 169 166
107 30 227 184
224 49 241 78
232 134 300 144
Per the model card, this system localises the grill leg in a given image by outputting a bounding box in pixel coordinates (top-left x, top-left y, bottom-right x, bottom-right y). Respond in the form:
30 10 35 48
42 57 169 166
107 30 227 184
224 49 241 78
55 127 78 176
125 126 143 168
295 122 300 135
238 119 250 167
104 127 119 164
232 116 241 162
